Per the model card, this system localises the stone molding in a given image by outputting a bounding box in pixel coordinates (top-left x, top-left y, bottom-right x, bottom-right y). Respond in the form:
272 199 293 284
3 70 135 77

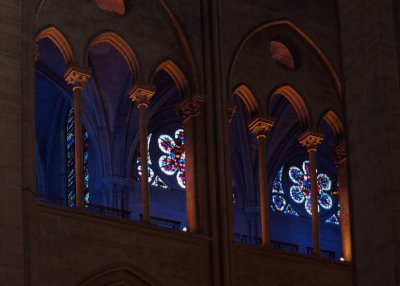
334 141 347 165
177 95 206 124
248 116 274 139
64 64 92 88
299 131 324 151
226 101 236 125
129 83 156 109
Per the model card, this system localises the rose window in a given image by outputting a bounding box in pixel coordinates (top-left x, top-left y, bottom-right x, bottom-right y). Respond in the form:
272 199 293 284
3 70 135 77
158 129 186 189
289 160 332 215
271 161 339 224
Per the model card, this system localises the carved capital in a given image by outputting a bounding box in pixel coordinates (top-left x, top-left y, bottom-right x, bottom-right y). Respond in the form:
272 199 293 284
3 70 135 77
64 64 91 88
129 83 155 109
227 101 236 125
248 116 274 139
334 141 347 165
177 95 206 124
299 131 324 151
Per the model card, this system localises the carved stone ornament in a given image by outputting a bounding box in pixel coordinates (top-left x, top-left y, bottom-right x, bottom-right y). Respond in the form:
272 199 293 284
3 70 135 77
227 101 236 125
299 131 324 151
129 84 156 109
177 95 206 123
334 141 347 165
64 65 91 87
248 116 274 138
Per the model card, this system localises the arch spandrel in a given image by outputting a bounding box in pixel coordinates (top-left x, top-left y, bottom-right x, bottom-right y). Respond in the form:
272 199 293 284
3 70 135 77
228 19 342 99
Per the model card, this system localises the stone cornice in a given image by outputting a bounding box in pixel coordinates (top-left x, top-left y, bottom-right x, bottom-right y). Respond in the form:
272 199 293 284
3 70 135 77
64 64 91 87
129 83 156 109
248 116 274 139
299 131 324 151
177 95 206 124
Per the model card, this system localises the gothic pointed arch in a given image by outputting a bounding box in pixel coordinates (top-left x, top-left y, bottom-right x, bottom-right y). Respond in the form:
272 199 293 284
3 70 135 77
35 26 74 65
233 84 260 115
156 0 199 91
79 265 163 286
152 59 189 94
269 85 310 129
87 31 140 81
319 110 344 143
229 19 342 98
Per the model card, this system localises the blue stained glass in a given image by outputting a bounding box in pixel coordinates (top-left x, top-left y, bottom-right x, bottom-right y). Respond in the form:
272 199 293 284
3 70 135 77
158 129 186 189
288 160 333 215
272 167 284 194
284 204 299 216
151 175 168 189
272 195 286 211
66 107 89 208
325 214 340 225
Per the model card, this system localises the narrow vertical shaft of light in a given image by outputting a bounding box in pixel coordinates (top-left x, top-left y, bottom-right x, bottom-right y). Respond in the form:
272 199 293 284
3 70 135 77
139 104 150 222
257 135 269 246
73 86 84 209
308 148 320 255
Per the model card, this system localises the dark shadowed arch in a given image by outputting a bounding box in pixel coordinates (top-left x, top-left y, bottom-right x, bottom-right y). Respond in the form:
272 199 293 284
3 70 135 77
36 26 74 66
79 265 163 286
269 85 310 129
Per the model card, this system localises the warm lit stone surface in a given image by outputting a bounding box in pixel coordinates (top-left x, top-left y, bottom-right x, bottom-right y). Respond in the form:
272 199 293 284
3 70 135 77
95 0 125 15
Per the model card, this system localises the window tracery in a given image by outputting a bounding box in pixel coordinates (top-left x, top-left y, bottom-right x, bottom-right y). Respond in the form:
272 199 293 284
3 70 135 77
136 129 186 190
271 160 339 223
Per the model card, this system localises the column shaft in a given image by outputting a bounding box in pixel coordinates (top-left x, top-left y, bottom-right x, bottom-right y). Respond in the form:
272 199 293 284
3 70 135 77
139 104 150 222
73 86 84 208
337 157 352 261
257 135 269 246
308 148 320 255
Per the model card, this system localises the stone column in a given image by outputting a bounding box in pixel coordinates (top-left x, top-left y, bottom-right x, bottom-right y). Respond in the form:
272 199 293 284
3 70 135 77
64 65 91 209
335 141 352 261
299 131 324 255
129 84 155 223
177 95 206 233
248 116 274 247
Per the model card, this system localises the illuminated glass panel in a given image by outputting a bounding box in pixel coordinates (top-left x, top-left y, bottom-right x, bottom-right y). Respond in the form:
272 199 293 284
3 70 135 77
158 129 186 189
288 160 333 215
66 107 89 208
136 133 169 189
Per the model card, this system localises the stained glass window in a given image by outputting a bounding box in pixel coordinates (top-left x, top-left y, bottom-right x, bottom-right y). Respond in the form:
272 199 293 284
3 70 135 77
66 107 89 208
136 129 185 190
158 129 186 189
289 160 332 215
136 133 168 189
271 160 339 223
271 166 299 216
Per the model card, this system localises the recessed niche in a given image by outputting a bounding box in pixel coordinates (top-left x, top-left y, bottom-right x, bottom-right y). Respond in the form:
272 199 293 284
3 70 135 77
270 40 297 70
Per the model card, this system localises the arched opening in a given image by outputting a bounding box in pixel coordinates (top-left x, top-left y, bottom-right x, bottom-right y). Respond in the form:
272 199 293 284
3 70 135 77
35 33 78 205
230 91 260 244
266 95 342 258
130 68 187 230
86 40 134 214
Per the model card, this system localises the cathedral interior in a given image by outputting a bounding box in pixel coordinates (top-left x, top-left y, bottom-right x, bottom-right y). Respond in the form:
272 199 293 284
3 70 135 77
1 0 400 285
